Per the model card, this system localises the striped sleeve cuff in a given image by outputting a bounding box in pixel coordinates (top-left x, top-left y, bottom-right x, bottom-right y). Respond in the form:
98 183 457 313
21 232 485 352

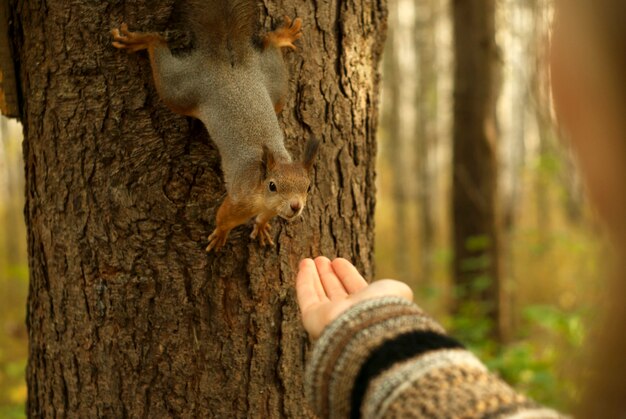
305 296 450 418
304 297 565 419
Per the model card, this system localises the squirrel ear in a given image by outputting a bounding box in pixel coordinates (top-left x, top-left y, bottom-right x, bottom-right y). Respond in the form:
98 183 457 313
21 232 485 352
261 145 277 177
303 136 320 171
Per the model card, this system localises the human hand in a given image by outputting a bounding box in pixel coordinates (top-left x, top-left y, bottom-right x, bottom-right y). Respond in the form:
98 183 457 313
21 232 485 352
295 257 414 339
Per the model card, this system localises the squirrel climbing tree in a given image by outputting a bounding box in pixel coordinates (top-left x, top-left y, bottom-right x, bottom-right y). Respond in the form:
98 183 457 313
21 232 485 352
111 10 319 253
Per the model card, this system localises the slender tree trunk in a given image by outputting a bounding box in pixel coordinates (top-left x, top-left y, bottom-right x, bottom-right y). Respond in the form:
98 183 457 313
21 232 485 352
529 0 553 239
502 0 527 233
8 0 386 417
1 116 24 268
451 0 504 341
414 0 438 284
386 1 411 281
501 0 532 340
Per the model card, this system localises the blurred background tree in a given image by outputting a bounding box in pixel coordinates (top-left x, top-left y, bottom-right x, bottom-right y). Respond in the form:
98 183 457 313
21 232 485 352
0 117 27 418
1 0 605 416
451 0 503 342
376 0 602 412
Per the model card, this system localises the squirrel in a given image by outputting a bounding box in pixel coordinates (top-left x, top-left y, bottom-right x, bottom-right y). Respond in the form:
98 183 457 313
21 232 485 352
111 1 319 252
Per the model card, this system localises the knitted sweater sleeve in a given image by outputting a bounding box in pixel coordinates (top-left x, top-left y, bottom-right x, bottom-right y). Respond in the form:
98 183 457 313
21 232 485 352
305 296 564 419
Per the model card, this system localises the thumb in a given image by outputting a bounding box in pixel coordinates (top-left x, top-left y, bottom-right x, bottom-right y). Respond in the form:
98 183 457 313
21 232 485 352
350 279 414 305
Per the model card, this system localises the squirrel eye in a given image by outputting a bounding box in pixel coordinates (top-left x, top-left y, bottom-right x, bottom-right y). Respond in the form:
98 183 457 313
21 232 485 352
269 181 277 192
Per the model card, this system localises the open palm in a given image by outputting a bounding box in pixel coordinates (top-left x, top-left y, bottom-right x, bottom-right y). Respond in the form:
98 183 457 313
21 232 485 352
296 257 414 339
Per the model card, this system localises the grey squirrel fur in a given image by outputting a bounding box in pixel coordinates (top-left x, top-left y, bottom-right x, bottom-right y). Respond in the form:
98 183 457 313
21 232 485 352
111 0 318 251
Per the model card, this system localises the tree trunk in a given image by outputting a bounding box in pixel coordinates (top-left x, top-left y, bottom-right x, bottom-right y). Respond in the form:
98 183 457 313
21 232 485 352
8 0 386 417
414 0 438 285
386 1 411 282
451 0 504 341
502 0 527 233
1 116 25 268
529 0 554 240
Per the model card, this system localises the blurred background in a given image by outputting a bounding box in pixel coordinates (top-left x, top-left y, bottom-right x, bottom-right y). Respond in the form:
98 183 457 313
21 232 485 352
0 116 27 418
376 0 603 412
0 0 605 415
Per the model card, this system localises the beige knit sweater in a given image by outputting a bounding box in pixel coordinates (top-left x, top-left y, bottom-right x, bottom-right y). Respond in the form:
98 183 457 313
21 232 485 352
305 297 564 419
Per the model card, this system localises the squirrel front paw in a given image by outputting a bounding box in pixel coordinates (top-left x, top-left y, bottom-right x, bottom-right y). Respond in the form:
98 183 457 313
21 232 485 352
263 16 303 51
250 222 275 247
206 228 229 253
111 23 164 53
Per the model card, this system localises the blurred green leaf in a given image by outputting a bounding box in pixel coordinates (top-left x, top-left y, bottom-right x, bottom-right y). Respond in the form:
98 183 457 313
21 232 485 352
465 235 492 252
471 275 492 292
0 404 26 419
5 361 26 379
460 255 492 272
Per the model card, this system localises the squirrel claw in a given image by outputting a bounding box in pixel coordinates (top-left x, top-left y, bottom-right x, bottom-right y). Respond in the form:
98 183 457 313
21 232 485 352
120 22 131 36
264 16 303 51
250 223 275 247
111 23 163 53
206 229 228 253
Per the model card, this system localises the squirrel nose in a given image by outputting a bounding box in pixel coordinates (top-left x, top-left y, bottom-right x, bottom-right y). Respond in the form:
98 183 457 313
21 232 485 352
290 201 301 213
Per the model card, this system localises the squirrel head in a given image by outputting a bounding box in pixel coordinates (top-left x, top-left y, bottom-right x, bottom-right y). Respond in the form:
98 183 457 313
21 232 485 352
260 137 320 220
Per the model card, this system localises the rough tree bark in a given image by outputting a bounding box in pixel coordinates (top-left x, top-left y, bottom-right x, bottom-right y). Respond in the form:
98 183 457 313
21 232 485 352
0 2 19 118
451 0 504 341
8 0 386 417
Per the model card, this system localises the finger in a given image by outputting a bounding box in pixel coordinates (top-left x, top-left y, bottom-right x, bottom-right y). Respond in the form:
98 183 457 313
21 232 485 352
308 258 328 301
331 258 368 293
314 256 348 300
296 259 324 312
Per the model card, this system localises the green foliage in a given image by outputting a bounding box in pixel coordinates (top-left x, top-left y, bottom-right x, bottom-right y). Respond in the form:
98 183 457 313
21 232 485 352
0 260 28 417
523 305 585 348
451 309 496 352
460 255 492 272
536 152 562 177
465 235 492 252
0 405 26 419
452 301 586 411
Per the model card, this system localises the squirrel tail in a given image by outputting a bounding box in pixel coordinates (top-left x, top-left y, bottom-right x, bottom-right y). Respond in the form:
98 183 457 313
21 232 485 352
185 0 258 62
